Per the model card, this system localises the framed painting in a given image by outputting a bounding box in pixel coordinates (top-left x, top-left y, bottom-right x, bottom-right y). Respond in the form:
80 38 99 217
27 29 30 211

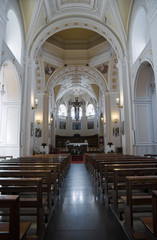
87 121 94 129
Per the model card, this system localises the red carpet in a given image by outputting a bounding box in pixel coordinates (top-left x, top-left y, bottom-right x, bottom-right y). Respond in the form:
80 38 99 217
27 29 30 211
71 161 84 164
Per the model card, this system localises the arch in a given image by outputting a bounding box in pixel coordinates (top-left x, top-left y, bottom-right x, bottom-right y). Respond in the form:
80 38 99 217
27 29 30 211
131 7 148 63
29 17 124 61
6 9 22 64
58 104 67 117
46 65 108 97
135 62 153 99
28 16 124 153
0 60 21 158
134 61 157 155
86 104 95 116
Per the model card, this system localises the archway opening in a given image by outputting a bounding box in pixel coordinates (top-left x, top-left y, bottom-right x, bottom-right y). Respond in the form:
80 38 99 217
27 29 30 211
134 62 157 155
0 61 21 157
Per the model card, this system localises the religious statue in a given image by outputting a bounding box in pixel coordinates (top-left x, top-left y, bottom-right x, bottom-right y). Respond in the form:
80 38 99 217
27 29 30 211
69 97 85 120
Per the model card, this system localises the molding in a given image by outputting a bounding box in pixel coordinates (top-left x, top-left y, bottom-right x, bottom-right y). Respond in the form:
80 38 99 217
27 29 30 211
29 17 124 60
46 65 108 94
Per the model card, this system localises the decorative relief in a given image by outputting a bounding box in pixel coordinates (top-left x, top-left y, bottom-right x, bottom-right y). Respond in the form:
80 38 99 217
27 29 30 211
48 65 107 94
33 18 121 60
44 63 56 75
61 0 90 4
112 78 116 83
112 71 117 76
35 55 43 93
112 85 117 90
97 64 108 74
44 62 57 85
96 63 109 84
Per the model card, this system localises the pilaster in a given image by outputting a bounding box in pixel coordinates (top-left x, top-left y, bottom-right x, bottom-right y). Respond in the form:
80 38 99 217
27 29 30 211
43 92 49 144
23 57 36 155
116 57 133 154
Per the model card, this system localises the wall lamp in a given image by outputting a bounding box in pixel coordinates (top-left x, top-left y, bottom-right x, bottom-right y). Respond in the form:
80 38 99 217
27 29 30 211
32 99 38 110
0 63 7 96
116 98 123 108
114 118 118 124
50 117 53 123
36 119 40 124
100 113 104 122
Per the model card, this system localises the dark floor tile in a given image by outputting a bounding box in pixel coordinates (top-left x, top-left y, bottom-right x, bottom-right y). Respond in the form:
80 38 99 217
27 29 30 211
42 163 129 240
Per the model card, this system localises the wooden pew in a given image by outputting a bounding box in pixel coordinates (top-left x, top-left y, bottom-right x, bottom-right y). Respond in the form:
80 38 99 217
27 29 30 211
140 190 157 240
87 155 157 184
99 162 157 198
0 195 31 240
0 178 44 239
0 170 52 235
0 165 58 199
0 162 61 196
122 176 157 239
0 156 69 187
112 167 157 219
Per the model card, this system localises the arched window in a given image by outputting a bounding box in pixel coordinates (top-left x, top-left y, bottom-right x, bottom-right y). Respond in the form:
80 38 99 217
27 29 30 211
86 104 95 116
132 8 148 63
71 106 82 120
6 10 22 64
58 104 67 116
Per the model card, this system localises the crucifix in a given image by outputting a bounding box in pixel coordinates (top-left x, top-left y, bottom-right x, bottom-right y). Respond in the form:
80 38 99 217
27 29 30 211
69 97 85 120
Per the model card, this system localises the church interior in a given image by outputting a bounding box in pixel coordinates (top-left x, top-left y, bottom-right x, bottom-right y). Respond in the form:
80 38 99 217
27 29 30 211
0 0 157 240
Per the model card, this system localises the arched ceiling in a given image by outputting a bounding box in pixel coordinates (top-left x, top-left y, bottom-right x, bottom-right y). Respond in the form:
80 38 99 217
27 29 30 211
19 0 133 35
47 65 107 109
46 28 106 50
19 0 125 108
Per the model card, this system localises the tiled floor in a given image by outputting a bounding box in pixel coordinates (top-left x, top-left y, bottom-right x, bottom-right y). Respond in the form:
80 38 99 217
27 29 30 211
42 163 129 240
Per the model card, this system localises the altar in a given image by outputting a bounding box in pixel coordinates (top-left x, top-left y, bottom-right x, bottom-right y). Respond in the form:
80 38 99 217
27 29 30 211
66 142 88 154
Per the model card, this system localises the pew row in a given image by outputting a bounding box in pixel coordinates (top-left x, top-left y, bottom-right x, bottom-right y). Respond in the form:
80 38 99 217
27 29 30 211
0 177 45 240
122 176 157 239
0 194 32 240
112 167 157 220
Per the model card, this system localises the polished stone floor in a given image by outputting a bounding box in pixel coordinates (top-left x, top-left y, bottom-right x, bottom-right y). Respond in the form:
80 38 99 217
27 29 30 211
42 163 129 240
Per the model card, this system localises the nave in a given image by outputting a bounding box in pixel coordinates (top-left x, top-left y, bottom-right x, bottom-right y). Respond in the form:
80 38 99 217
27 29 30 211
42 163 129 240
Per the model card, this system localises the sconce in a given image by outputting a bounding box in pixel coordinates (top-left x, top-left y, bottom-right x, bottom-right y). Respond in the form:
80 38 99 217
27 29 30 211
114 118 118 124
0 83 5 96
50 117 53 123
49 113 53 125
36 119 40 125
32 99 38 110
100 113 104 123
0 64 6 96
116 98 123 108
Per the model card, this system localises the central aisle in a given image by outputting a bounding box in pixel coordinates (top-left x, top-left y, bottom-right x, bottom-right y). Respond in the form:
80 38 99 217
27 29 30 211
43 163 129 240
